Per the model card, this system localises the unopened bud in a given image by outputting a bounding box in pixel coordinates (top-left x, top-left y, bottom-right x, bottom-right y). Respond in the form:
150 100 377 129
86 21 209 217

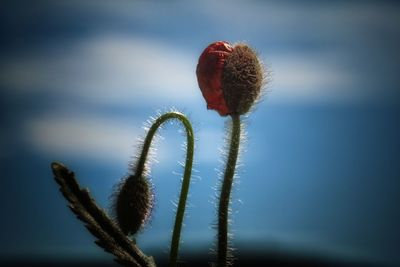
196 41 264 116
114 174 153 235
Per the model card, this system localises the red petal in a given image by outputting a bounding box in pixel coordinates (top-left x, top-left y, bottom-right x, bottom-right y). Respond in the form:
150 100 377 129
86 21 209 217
196 41 233 116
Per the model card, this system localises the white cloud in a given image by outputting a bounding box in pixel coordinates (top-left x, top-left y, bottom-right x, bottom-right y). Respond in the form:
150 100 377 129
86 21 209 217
199 1 400 41
25 113 141 162
1 35 199 106
267 53 356 102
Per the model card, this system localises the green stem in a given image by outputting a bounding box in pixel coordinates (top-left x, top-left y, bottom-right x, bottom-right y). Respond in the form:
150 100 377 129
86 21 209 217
135 111 194 267
218 114 241 267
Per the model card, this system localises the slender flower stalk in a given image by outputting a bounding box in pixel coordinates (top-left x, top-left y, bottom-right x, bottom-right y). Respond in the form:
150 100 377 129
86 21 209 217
218 114 241 267
133 111 194 267
196 41 264 266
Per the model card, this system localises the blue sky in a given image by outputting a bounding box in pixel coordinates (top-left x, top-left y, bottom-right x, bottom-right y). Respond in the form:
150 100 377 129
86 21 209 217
1 1 400 266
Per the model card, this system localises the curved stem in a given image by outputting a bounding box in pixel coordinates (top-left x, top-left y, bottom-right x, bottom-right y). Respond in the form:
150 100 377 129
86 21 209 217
218 114 241 267
135 111 194 267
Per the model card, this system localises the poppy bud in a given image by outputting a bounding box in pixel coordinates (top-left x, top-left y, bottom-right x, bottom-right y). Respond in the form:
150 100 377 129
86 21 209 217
196 41 263 116
114 174 153 235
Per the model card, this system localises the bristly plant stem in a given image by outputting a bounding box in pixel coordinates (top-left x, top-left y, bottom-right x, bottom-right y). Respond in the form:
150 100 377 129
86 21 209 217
218 114 241 267
135 111 194 267
51 162 156 267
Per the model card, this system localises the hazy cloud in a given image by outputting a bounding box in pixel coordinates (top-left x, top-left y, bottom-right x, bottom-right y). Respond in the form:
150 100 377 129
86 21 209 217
25 112 140 162
1 35 199 106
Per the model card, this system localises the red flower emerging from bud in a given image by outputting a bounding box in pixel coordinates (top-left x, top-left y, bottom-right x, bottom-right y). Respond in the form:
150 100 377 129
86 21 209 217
196 41 233 116
196 41 263 116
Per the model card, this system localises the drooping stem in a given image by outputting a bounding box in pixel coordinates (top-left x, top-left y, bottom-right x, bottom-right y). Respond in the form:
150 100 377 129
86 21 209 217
135 111 194 267
218 114 241 267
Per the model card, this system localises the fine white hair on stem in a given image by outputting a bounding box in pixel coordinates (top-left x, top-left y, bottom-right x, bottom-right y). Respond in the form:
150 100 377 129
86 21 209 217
122 107 197 262
110 107 198 243
210 116 247 265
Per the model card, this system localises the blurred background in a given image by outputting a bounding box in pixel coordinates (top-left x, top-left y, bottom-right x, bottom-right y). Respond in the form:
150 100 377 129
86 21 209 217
1 0 399 266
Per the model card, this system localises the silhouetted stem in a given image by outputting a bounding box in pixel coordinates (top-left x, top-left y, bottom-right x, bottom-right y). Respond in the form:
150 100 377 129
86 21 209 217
51 162 156 267
135 112 194 267
218 114 241 267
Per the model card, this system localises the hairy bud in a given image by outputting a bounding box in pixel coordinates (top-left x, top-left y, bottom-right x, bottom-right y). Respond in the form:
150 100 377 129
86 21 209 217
114 174 153 235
